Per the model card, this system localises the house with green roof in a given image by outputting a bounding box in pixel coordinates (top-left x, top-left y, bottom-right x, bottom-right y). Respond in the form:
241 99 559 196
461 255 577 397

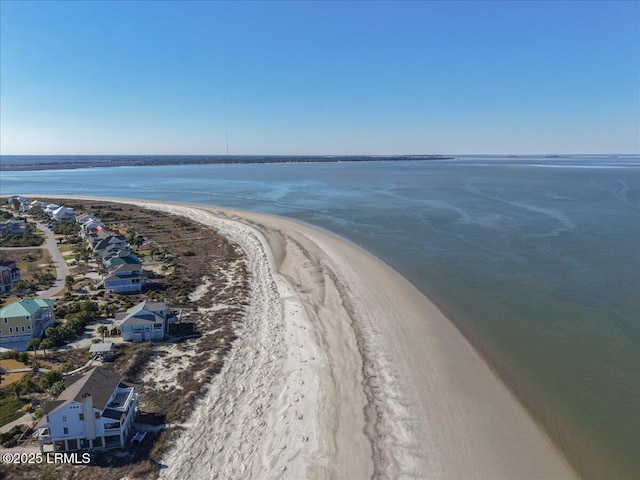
0 298 55 344
103 250 141 271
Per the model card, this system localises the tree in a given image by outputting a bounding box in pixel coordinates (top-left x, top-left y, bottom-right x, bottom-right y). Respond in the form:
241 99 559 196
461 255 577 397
40 370 63 389
9 382 22 400
40 338 54 358
97 325 108 342
133 235 145 248
27 338 40 355
65 275 75 292
126 228 137 243
12 280 36 297
45 327 61 344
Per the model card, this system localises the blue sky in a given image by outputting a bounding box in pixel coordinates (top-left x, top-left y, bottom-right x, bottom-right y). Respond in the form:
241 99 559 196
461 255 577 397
1 1 638 155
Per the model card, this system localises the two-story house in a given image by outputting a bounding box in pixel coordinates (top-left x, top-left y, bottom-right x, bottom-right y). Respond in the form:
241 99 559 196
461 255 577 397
37 367 138 452
52 206 76 222
99 263 143 293
0 261 21 293
115 300 168 342
0 298 54 344
0 218 27 236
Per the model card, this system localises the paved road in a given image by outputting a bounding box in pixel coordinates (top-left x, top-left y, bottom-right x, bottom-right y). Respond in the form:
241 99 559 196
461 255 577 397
34 222 69 298
0 222 69 298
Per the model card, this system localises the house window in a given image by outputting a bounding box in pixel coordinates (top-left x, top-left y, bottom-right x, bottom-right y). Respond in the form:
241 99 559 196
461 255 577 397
79 413 84 421
63 427 69 435
21 326 25 332
27 325 31 330
94 412 100 419
8 327 12 333
3 318 7 324
62 415 67 422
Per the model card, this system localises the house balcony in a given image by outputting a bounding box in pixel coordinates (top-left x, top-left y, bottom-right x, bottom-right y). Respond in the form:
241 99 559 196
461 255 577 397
35 428 51 443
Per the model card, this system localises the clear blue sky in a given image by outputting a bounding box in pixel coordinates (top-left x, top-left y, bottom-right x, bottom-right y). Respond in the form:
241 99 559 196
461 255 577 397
1 1 638 155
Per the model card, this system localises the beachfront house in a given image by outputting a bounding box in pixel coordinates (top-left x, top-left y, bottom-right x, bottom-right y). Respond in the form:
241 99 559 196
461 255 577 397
0 298 55 344
104 251 142 270
115 300 168 342
7 196 31 212
0 261 21 293
36 367 138 452
99 263 143 293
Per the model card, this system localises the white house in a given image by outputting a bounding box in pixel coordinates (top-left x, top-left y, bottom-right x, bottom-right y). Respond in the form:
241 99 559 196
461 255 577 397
52 206 75 222
7 196 31 212
37 367 138 452
115 300 168 342
45 204 61 216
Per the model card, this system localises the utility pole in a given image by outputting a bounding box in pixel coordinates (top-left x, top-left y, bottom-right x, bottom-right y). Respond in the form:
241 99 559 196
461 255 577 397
226 132 229 155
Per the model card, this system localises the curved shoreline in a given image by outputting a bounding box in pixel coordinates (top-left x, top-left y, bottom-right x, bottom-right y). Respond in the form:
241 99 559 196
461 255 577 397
152 200 575 479
10 196 576 478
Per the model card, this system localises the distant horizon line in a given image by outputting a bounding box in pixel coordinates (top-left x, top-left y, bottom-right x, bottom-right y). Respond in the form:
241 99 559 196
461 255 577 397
2 153 638 158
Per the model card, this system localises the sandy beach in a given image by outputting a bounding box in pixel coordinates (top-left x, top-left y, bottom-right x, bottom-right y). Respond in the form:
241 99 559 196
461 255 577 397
127 200 574 480
25 196 576 479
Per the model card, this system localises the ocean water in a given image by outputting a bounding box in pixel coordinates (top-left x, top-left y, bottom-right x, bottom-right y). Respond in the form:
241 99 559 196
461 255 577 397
1 156 639 478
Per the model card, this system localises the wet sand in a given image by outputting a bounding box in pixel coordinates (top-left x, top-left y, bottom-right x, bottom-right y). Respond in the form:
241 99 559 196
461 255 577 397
148 201 575 480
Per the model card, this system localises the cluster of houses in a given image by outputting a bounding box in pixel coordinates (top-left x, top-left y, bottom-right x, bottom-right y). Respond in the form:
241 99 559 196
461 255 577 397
76 213 144 294
1 198 184 453
33 297 178 452
6 196 76 222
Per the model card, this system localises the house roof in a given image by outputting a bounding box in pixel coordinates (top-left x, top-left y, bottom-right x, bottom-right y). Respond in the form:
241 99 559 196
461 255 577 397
89 342 114 353
128 300 166 315
111 263 143 273
105 255 142 269
53 206 74 215
0 298 54 318
116 300 167 327
44 367 123 414
93 235 127 251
